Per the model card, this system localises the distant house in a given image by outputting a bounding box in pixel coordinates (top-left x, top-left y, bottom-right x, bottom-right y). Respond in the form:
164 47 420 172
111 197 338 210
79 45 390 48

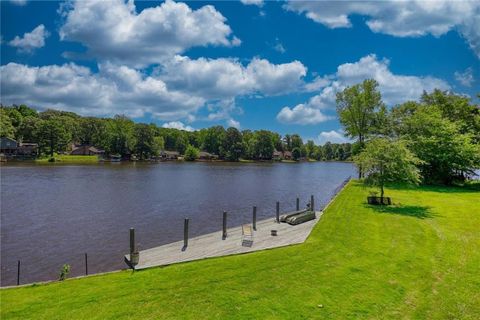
198 151 219 161
160 150 180 160
17 143 38 156
0 137 18 155
283 151 293 160
71 144 105 156
272 150 293 161
272 150 283 161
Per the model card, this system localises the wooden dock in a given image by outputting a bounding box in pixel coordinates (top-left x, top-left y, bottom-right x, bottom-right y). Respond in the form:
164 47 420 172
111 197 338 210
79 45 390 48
125 211 323 270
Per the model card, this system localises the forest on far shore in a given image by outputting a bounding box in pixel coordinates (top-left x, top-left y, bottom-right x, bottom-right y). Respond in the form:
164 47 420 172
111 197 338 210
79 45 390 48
0 105 352 162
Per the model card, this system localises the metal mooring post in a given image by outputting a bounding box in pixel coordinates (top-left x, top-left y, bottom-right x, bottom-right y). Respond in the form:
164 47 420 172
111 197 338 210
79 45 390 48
252 206 257 231
184 218 189 248
222 211 227 239
296 197 300 211
276 201 280 223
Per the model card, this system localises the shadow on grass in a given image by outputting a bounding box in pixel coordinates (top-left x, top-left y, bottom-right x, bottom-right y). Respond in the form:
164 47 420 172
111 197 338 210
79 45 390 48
366 204 435 219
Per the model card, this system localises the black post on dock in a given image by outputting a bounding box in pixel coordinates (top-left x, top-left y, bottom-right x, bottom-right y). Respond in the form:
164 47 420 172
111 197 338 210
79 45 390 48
310 195 315 212
252 206 257 231
276 201 280 223
296 197 300 211
85 253 88 275
222 211 227 239
184 218 189 249
129 228 136 255
17 260 20 286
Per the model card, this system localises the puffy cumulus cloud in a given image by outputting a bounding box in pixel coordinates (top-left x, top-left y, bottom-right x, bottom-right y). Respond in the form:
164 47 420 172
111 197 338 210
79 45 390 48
317 130 350 145
335 55 450 105
284 0 480 58
277 54 450 125
454 67 474 87
160 56 307 99
240 0 264 7
59 0 240 67
9 24 49 53
277 103 332 125
0 62 204 120
227 118 241 129
162 121 195 131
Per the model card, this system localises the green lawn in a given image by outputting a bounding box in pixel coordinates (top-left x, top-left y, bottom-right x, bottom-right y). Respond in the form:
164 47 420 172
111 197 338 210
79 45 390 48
36 155 99 163
2 181 479 319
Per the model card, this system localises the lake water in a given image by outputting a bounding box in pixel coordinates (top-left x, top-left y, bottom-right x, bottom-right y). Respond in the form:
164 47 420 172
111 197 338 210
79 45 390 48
0 161 355 286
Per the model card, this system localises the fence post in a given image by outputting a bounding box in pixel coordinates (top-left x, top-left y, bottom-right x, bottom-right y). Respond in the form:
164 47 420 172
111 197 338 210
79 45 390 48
276 201 280 223
296 197 300 211
129 228 136 255
253 206 257 231
311 195 315 212
17 260 20 286
85 253 88 275
184 218 189 249
222 211 227 239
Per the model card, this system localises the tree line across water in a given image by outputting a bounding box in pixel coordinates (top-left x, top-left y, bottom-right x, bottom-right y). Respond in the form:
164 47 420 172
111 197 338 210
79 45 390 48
0 105 352 162
336 79 480 186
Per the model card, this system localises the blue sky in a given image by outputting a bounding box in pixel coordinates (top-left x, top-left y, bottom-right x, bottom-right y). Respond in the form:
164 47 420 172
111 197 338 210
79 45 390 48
1 0 479 144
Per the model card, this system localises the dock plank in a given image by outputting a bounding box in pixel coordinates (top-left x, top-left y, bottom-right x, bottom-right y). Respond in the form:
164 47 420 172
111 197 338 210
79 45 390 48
125 211 323 270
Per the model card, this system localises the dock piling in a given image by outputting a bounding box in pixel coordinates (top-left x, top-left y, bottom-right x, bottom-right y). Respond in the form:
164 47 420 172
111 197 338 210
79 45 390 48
311 195 315 212
183 218 189 249
296 197 300 211
129 228 136 255
253 206 257 230
222 211 227 239
85 253 88 275
276 201 280 223
17 260 20 286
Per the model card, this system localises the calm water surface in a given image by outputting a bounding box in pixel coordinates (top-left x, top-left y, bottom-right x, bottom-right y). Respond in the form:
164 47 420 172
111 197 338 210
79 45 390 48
1 161 355 286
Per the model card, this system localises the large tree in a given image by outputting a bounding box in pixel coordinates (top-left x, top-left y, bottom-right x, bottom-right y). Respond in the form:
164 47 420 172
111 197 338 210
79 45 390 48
37 118 71 156
355 138 421 199
107 115 136 156
223 127 243 161
336 79 387 176
401 106 480 184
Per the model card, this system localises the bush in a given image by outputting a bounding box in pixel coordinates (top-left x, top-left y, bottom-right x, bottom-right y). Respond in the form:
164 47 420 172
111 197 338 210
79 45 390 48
184 145 199 161
59 264 70 281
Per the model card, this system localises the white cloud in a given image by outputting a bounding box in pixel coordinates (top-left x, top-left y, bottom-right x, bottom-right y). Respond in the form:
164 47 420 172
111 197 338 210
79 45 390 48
273 38 286 53
0 55 307 122
162 121 195 131
284 0 480 58
10 0 27 6
0 62 204 120
227 119 241 129
9 24 49 53
240 0 264 7
59 0 239 67
277 54 450 125
454 67 474 87
277 104 332 125
317 130 350 145
161 55 307 99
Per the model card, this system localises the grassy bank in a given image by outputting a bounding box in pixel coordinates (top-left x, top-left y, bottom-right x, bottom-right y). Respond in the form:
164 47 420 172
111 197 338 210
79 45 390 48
2 181 479 319
35 155 99 163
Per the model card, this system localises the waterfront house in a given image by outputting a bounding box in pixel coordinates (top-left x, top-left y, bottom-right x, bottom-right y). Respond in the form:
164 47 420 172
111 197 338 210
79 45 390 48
273 150 283 161
0 137 18 156
283 151 293 160
198 151 219 160
71 144 105 156
272 150 293 161
17 143 38 157
160 150 180 160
